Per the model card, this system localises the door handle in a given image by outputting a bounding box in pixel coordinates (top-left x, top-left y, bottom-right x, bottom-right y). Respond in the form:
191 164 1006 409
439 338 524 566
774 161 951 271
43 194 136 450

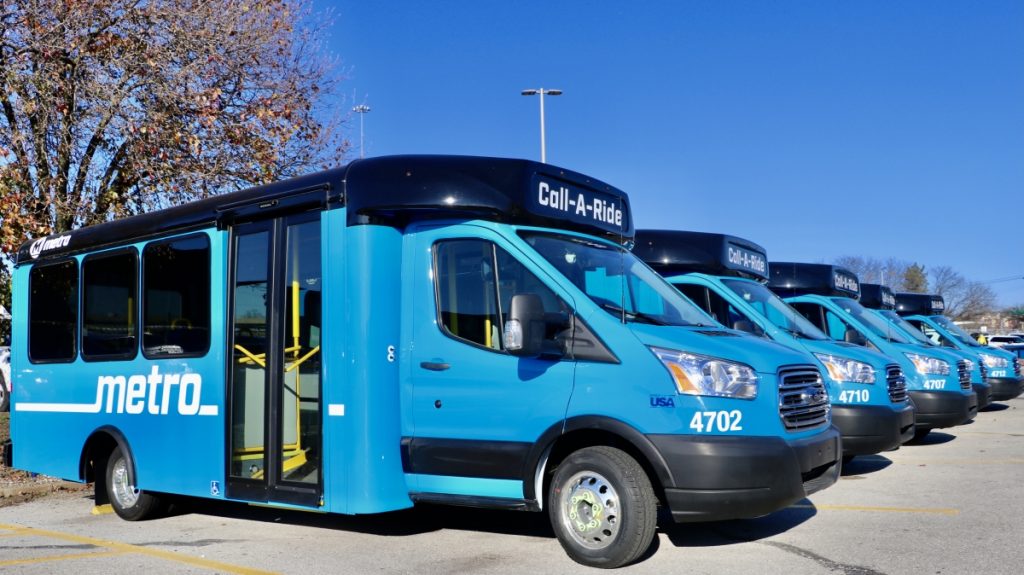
420 361 450 371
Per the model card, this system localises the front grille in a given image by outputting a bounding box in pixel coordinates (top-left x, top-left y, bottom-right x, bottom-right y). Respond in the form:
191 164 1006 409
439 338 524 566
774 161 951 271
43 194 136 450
886 364 908 402
956 360 971 390
778 366 830 431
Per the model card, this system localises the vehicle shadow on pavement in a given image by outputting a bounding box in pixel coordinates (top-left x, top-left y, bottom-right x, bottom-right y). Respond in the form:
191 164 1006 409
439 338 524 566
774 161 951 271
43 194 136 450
841 454 892 477
980 403 1010 413
170 498 555 539
167 494 817 548
661 504 817 548
905 431 956 446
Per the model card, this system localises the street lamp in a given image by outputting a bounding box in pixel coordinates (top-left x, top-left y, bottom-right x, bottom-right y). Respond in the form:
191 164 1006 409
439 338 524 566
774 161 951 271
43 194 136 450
352 104 371 158
521 88 562 163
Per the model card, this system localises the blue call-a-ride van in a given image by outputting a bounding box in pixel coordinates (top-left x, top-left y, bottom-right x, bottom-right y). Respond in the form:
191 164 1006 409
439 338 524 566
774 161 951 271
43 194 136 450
859 284 993 410
633 230 914 459
768 263 976 440
5 156 840 568
894 293 1024 402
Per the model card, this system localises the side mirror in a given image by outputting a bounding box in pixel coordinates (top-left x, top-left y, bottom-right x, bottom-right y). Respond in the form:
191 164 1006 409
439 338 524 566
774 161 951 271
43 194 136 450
732 319 764 336
504 293 545 356
844 328 867 346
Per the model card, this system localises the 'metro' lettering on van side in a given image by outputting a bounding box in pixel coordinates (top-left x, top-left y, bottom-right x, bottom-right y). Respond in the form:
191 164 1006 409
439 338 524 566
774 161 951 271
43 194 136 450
15 366 218 416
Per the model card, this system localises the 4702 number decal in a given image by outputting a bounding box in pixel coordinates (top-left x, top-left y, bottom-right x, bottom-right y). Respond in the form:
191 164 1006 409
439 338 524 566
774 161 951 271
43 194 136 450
689 410 743 433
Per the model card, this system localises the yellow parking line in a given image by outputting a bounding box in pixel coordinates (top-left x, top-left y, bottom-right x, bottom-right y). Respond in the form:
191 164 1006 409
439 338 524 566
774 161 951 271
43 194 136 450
0 549 128 567
791 504 958 516
0 523 279 575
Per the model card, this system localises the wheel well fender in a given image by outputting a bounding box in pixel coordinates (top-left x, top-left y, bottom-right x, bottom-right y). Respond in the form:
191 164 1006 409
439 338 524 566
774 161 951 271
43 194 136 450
79 426 136 487
523 416 675 504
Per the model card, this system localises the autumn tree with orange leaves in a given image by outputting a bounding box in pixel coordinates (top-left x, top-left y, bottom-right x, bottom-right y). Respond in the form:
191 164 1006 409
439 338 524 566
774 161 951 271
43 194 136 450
0 0 346 258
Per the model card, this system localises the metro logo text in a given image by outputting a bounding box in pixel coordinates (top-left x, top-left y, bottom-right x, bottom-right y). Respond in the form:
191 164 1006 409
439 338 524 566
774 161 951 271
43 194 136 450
96 366 217 416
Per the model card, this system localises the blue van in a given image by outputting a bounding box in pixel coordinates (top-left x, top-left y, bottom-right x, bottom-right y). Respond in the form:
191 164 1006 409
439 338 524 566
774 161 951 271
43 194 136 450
894 293 1024 402
860 284 994 409
6 156 840 568
768 263 976 441
633 230 914 460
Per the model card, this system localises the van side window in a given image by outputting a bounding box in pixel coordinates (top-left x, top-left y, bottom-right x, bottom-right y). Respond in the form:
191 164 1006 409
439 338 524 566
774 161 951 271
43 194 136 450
435 240 568 352
29 260 78 363
673 284 708 314
790 302 824 330
704 289 748 332
82 250 138 360
907 320 950 347
143 234 211 357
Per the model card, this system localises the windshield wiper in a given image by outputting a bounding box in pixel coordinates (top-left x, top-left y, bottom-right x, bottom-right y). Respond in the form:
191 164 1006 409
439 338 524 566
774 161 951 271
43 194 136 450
598 302 668 326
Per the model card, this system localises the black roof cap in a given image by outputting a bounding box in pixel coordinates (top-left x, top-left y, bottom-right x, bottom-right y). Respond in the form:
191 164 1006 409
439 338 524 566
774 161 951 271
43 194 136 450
767 262 861 298
859 283 896 310
893 292 946 316
17 155 633 265
633 229 769 281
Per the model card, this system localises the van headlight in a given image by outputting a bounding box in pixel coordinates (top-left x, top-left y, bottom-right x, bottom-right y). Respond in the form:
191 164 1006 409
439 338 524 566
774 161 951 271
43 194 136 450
814 353 875 384
904 353 950 375
979 353 1008 369
650 346 758 399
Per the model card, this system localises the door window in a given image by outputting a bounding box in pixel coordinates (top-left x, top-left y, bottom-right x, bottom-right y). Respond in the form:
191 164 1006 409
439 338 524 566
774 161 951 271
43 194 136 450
435 240 569 352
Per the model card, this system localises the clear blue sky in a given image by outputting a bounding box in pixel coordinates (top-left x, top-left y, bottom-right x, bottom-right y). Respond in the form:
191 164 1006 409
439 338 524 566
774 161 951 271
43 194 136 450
317 1 1024 306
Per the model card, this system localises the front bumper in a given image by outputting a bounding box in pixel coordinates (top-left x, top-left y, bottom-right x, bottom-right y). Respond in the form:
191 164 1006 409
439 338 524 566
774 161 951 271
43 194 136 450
832 402 916 456
908 390 976 430
973 383 992 410
986 377 1024 402
649 425 842 523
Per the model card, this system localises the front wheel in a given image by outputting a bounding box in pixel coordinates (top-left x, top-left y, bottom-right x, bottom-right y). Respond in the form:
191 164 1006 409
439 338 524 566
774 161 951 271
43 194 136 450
105 446 164 521
548 446 657 568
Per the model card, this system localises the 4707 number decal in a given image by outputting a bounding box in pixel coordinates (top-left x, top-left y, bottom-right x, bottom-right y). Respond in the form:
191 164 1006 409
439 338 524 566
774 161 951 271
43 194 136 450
689 410 743 433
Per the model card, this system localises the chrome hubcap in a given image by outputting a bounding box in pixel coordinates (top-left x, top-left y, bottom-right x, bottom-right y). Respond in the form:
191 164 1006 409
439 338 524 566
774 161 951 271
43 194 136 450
559 471 620 550
110 456 140 508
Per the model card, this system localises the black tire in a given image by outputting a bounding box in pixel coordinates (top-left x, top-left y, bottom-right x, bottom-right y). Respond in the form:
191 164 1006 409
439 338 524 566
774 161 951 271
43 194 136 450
547 446 657 568
842 454 856 466
0 371 8 413
105 445 164 521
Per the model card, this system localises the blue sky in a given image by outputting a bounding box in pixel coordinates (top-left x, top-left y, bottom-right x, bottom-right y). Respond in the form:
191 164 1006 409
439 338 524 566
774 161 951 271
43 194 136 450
318 1 1024 306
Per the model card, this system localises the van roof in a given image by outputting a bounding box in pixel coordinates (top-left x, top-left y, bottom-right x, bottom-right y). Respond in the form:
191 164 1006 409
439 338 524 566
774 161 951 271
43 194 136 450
767 262 861 298
16 155 633 265
633 229 769 281
893 292 945 316
859 283 896 310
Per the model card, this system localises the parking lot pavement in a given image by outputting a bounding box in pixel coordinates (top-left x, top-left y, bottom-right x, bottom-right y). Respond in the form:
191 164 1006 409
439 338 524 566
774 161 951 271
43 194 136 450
2 398 1022 574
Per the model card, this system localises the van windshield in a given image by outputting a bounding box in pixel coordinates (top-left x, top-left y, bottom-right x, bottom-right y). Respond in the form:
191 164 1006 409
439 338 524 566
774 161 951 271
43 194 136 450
721 279 828 340
876 309 935 346
932 316 984 347
831 297 913 344
519 232 715 327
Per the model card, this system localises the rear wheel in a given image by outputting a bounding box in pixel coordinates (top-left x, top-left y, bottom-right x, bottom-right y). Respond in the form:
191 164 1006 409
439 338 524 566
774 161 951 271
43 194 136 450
105 445 164 520
548 446 657 568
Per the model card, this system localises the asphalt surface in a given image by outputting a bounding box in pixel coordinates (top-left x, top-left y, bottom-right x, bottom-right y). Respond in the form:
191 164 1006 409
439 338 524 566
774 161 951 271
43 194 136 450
2 397 1023 574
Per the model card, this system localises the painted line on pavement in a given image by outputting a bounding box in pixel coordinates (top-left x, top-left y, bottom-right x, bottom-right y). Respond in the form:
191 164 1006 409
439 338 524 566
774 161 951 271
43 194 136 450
0 523 280 574
791 504 958 516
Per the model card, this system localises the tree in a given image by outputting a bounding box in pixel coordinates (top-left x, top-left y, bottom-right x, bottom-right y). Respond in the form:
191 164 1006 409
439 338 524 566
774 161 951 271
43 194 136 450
930 265 996 319
902 264 928 293
834 256 911 288
0 0 346 257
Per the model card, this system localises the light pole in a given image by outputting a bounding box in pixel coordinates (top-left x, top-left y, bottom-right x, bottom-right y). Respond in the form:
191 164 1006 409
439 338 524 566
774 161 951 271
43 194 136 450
521 88 562 163
352 104 371 158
